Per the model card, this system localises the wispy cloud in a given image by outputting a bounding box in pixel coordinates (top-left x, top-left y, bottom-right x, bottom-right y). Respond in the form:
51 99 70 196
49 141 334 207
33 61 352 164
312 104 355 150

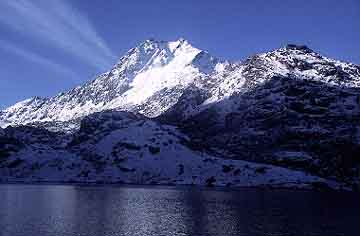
0 39 79 80
0 0 116 70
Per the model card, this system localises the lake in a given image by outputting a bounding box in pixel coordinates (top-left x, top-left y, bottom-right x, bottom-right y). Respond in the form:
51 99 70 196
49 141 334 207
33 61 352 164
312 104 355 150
0 184 358 236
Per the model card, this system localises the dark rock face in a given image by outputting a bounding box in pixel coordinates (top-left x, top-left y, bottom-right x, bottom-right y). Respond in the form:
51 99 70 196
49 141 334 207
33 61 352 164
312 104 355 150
286 44 313 53
0 136 22 160
157 85 210 124
69 111 144 147
175 76 360 184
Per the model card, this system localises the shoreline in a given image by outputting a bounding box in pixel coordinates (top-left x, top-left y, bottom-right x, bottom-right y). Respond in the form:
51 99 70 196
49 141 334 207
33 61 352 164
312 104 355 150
0 180 356 193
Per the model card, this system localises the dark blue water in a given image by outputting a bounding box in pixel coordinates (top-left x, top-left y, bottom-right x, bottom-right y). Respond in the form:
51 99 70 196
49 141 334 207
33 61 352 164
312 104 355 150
0 184 358 236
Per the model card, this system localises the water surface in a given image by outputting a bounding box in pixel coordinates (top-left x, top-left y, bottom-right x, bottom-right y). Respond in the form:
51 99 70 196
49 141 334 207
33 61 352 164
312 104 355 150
0 184 358 236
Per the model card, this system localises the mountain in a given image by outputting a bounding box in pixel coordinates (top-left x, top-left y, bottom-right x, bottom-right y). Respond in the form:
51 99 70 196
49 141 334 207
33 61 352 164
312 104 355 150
0 39 359 190
161 44 360 186
0 38 221 130
1 41 359 131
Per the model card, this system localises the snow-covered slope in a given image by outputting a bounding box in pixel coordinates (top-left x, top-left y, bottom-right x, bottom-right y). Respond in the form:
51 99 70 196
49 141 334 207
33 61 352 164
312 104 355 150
0 110 345 190
0 38 221 129
197 45 360 111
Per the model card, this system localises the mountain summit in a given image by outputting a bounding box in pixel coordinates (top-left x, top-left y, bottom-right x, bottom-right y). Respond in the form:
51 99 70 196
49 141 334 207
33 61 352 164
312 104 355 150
0 38 222 128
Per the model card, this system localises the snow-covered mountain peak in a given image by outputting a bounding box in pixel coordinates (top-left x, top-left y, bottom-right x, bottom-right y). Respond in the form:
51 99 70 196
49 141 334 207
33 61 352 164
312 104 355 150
0 38 224 129
241 44 358 88
284 44 314 53
136 37 205 67
127 38 200 59
108 38 211 82
140 37 192 52
2 40 359 133
260 44 321 63
104 38 220 108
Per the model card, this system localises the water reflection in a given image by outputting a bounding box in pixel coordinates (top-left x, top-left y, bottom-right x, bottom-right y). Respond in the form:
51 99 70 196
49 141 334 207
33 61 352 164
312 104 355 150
0 185 358 236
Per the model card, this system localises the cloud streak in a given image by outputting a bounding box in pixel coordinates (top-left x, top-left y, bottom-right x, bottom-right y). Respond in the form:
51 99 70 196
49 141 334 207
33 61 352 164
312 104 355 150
0 0 116 70
0 39 80 80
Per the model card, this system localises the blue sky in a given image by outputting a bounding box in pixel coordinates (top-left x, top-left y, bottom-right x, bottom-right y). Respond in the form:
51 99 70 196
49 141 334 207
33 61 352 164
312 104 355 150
0 0 359 108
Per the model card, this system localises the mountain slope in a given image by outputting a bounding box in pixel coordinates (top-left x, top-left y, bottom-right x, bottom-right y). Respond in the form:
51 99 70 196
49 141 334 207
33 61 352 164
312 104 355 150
157 46 360 186
0 110 344 190
0 38 221 129
165 44 360 122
